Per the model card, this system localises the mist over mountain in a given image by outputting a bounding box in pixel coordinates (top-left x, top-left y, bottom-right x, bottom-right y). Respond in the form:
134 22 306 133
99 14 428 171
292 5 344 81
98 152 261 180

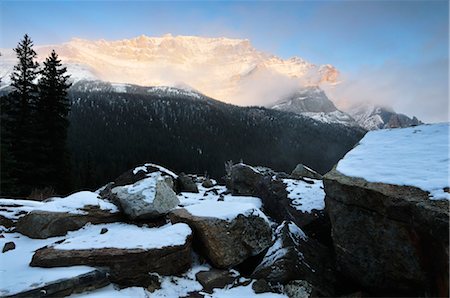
0 34 339 106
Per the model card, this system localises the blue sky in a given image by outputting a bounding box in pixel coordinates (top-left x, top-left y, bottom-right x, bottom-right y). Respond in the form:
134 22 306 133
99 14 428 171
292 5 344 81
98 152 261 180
1 0 448 121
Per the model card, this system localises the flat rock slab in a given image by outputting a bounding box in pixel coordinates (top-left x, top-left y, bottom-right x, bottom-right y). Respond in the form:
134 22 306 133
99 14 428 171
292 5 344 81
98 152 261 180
7 269 109 298
170 201 272 268
30 223 193 286
195 269 237 293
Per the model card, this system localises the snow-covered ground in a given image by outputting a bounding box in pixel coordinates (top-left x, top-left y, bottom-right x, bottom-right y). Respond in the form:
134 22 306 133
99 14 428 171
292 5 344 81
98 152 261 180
0 232 94 296
283 178 325 213
337 123 450 200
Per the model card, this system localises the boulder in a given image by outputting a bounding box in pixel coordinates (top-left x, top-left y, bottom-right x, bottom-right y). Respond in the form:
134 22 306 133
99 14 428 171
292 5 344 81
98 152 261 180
228 163 263 196
291 164 323 180
111 172 180 220
255 177 331 246
2 241 15 253
0 215 14 229
30 223 193 287
283 280 315 298
178 173 199 193
251 221 335 296
324 168 449 296
16 207 122 239
195 269 237 293
7 269 109 298
170 201 272 268
201 178 215 188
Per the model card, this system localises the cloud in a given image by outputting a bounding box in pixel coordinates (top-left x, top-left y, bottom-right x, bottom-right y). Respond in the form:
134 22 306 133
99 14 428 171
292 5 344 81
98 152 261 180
323 58 449 123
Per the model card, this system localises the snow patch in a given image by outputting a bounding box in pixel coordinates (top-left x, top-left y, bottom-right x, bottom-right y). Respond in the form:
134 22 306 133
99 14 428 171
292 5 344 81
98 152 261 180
53 222 191 250
337 123 450 200
183 201 268 222
283 178 325 213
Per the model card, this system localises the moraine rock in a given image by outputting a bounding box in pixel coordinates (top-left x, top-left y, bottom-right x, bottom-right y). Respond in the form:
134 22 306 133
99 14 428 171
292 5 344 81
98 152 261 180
170 201 272 268
324 124 449 296
228 163 263 196
30 223 193 287
15 192 122 239
251 221 335 296
2 241 15 253
110 172 180 220
7 269 109 298
324 169 449 296
291 164 323 180
195 269 237 293
178 173 199 193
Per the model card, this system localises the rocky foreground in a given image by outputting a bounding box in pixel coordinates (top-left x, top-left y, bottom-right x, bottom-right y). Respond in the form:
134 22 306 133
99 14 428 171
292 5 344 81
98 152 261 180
0 123 449 297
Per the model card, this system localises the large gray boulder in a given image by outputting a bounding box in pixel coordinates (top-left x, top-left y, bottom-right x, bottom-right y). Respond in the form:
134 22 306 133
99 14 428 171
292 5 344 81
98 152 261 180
169 202 272 268
228 163 263 196
251 221 335 296
111 172 180 220
16 207 122 239
324 168 449 297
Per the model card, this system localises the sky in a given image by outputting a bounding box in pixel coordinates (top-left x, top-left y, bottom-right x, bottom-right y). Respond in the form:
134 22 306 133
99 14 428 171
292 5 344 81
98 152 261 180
1 0 448 122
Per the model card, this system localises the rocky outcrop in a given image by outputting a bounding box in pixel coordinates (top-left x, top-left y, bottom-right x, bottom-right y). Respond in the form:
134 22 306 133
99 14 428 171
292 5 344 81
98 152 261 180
324 168 449 296
251 221 335 296
8 270 109 298
30 224 193 287
170 206 272 268
291 164 323 180
110 173 179 220
16 207 122 239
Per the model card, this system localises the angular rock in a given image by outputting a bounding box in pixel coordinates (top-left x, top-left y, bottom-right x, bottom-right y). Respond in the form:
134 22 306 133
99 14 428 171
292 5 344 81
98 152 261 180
30 223 193 287
255 177 331 246
291 164 323 180
252 279 272 294
201 178 215 188
111 172 180 220
178 173 199 193
170 202 272 268
7 269 109 298
195 269 237 293
324 168 449 296
2 241 15 253
16 207 122 239
0 215 14 229
283 280 314 298
252 221 335 296
228 163 263 196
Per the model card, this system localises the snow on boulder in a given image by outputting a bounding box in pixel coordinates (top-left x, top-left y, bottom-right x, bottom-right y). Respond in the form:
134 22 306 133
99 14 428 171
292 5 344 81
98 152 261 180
30 222 193 287
170 201 272 268
111 171 180 220
14 191 122 239
251 221 335 296
324 123 450 296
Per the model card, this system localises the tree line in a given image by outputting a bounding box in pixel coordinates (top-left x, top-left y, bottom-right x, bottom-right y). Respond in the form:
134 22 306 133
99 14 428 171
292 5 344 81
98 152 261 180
1 34 71 197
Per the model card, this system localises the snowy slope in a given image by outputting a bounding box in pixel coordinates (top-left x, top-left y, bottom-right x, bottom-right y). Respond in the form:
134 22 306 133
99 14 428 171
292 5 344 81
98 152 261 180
270 86 359 127
0 34 339 105
346 104 422 130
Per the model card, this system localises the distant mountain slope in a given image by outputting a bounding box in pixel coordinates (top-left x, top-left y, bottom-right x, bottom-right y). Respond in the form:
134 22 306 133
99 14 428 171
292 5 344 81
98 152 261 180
66 80 365 189
347 104 422 130
269 86 359 127
0 34 339 105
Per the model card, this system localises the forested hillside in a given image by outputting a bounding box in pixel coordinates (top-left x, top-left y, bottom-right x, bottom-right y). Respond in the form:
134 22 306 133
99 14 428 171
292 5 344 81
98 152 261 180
68 82 366 190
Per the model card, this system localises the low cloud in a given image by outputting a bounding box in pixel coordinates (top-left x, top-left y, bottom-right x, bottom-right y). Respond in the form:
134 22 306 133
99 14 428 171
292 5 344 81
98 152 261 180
324 59 449 123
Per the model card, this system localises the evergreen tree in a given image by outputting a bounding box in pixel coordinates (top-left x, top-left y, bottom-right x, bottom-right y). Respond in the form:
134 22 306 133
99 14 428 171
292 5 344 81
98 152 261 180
6 34 40 196
36 50 72 193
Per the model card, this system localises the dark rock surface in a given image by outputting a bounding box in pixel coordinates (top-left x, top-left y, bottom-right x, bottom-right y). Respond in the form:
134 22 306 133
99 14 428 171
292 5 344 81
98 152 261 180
177 173 199 193
251 221 335 296
2 241 15 253
228 163 263 196
170 208 272 268
16 208 122 239
324 168 449 296
7 270 109 298
195 269 236 293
